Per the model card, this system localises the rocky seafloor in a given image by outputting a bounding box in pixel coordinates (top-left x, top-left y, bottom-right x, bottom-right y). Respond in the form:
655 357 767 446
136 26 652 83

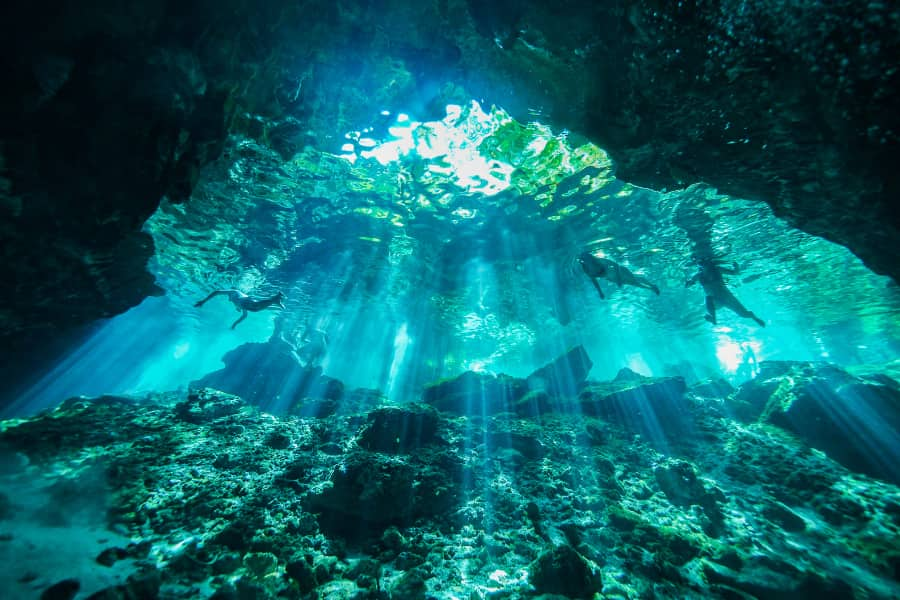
1 348 898 599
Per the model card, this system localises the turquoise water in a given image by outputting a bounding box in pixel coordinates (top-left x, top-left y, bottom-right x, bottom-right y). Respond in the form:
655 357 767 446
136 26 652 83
3 102 900 600
15 102 900 414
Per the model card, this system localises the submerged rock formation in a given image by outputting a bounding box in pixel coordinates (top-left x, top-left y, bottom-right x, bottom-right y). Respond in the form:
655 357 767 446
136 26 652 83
731 361 900 484
1 358 899 598
190 337 343 414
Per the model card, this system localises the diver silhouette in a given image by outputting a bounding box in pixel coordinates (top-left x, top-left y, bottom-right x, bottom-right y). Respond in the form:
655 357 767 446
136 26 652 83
194 289 286 329
578 252 660 299
686 259 765 327
295 323 329 367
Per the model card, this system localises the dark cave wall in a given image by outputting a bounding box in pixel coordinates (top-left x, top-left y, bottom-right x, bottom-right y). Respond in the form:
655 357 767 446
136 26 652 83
578 0 899 284
0 0 897 397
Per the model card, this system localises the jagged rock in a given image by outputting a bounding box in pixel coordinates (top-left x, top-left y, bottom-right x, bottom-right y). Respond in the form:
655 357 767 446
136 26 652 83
346 558 381 591
422 371 527 415
526 345 593 398
510 389 554 417
613 367 645 383
578 372 689 440
76 569 162 600
96 547 128 567
191 337 344 414
486 421 546 462
655 460 726 536
1 385 897 598
731 361 900 483
174 389 248 424
608 505 702 574
391 566 430 598
702 559 854 600
304 448 463 540
0 10 227 391
690 378 735 399
343 388 389 415
529 545 603 598
285 556 317 593
357 404 443 453
762 502 807 533
40 579 79 600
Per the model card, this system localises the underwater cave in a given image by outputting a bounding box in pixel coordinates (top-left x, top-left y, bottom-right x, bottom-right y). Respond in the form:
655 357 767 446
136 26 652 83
0 1 898 599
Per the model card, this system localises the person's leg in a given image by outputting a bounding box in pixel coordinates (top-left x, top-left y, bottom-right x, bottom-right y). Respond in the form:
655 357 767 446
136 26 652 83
704 296 717 324
231 310 248 329
726 296 766 327
195 290 224 307
636 276 660 295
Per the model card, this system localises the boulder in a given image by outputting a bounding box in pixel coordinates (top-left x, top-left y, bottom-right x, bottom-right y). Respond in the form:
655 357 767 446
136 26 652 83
485 421 546 462
690 378 735 399
654 460 726 536
303 448 463 540
357 404 443 453
702 559 853 600
191 337 344 414
510 389 554 418
732 361 900 484
529 545 602 598
526 345 593 398
422 371 527 415
174 389 248 424
578 372 689 441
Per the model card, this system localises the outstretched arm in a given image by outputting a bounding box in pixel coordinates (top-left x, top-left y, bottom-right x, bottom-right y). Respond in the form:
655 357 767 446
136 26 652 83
589 277 605 299
231 309 248 329
195 290 225 307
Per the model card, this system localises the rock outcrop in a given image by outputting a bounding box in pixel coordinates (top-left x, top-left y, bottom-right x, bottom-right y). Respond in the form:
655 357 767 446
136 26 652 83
422 370 527 415
578 368 690 441
1 360 897 598
190 337 343 414
731 361 900 484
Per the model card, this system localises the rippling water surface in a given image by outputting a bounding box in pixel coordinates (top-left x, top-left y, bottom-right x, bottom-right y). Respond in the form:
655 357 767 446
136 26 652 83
143 101 900 395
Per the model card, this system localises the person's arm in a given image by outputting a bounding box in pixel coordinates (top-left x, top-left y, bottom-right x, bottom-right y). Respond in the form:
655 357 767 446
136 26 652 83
195 290 224 307
686 273 699 287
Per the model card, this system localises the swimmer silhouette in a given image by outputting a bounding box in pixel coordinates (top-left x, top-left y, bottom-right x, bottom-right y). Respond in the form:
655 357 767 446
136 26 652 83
296 323 328 367
194 289 286 329
686 259 765 327
578 252 661 299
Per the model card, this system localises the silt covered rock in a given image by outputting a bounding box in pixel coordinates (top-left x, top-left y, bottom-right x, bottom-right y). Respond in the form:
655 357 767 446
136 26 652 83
731 361 900 483
422 370 527 416
578 369 689 441
357 403 444 453
526 345 593 398
529 544 602 599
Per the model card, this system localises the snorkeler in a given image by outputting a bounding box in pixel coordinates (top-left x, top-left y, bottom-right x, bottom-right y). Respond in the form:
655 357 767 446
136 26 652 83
686 259 765 327
295 323 329 367
194 289 286 329
578 252 661 299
